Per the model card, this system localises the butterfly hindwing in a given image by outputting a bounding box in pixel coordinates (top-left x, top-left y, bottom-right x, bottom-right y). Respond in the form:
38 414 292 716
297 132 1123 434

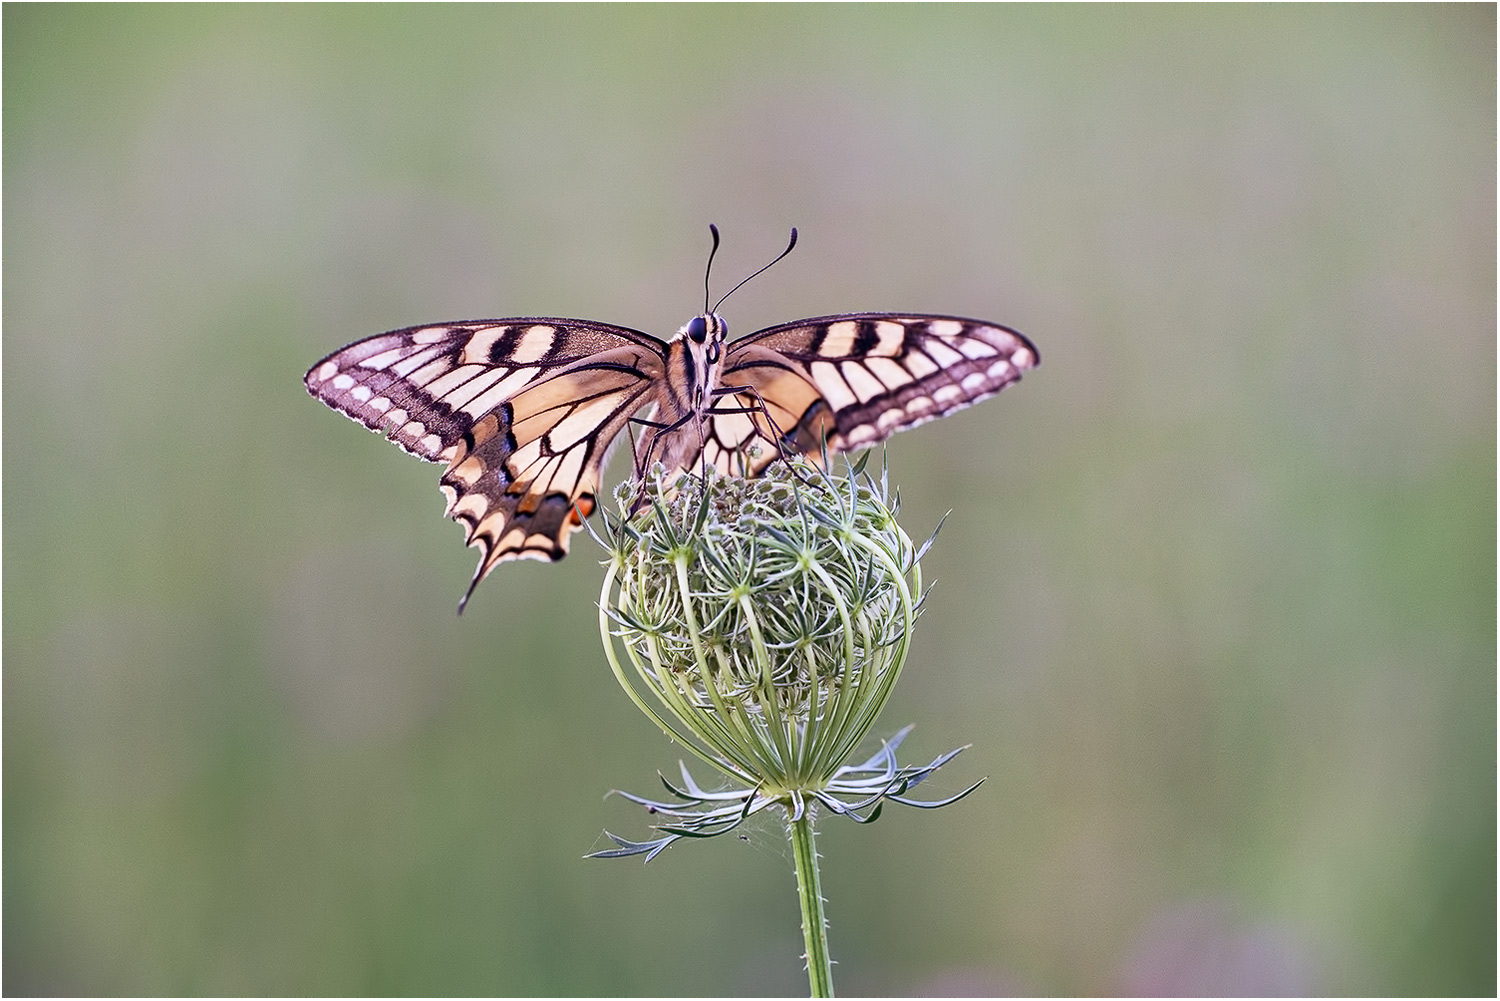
708 343 837 473
306 318 666 607
720 313 1039 456
441 348 660 604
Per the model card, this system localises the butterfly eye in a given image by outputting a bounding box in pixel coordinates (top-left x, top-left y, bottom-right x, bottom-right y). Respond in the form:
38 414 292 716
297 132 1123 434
687 316 708 343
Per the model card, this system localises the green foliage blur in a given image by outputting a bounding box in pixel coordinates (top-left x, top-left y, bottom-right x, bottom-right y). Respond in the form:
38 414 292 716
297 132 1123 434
4 5 1493 996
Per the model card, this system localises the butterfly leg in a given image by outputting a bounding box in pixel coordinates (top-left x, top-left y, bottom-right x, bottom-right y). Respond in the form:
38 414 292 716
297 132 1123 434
625 410 701 511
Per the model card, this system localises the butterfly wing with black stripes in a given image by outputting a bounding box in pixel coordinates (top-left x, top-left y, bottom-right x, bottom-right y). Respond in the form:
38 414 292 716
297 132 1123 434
706 313 1040 475
305 318 667 610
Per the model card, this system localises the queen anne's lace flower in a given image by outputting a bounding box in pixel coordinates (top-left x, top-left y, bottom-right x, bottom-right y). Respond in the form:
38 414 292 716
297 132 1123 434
591 456 980 861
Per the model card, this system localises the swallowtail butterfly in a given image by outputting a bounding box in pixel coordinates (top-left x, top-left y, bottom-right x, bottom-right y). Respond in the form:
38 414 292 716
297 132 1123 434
306 227 1039 611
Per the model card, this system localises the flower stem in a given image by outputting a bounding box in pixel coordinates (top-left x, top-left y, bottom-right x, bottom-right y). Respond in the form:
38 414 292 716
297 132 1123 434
788 806 834 997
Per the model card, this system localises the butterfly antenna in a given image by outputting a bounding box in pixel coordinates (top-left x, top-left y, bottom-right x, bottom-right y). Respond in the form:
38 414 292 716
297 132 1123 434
703 223 722 315
711 227 798 314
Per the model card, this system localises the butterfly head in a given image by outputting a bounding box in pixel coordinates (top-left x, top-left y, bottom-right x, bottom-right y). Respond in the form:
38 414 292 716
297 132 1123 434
677 312 728 406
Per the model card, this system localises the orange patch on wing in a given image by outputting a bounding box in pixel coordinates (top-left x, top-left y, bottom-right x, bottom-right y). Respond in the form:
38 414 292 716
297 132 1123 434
568 496 595 526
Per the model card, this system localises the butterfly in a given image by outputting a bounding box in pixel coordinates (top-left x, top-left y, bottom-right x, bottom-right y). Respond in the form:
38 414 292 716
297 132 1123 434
305 227 1039 611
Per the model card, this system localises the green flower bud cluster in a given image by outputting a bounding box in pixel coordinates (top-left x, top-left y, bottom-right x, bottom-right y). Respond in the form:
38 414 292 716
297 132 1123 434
598 456 923 792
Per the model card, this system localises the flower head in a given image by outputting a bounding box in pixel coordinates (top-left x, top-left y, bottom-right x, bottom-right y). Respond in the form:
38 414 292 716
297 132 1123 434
591 455 980 860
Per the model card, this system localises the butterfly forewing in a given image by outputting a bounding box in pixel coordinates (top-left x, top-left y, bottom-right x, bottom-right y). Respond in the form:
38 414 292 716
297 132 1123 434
722 313 1039 454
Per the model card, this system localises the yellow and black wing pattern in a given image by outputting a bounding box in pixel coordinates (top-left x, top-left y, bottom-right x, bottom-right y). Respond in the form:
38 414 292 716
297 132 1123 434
308 307 1037 609
710 313 1040 476
305 318 666 609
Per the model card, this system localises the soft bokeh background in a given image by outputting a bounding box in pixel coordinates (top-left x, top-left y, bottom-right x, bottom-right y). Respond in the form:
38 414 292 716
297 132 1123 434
5 5 1493 996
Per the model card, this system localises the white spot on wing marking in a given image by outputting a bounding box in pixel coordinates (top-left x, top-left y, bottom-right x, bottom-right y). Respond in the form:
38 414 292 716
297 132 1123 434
925 341 964 368
390 345 445 378
904 351 939 378
810 360 858 410
873 321 906 355
409 357 455 387
453 493 488 519
510 438 544 473
450 456 485 485
510 325 558 364
442 368 510 411
548 394 627 450
460 326 510 365
817 321 860 358
424 364 488 400
359 347 408 369
461 367 540 417
841 362 887 403
865 357 912 388
547 446 587 498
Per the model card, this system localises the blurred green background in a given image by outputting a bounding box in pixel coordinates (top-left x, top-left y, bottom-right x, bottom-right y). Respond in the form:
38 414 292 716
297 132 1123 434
5 5 1493 996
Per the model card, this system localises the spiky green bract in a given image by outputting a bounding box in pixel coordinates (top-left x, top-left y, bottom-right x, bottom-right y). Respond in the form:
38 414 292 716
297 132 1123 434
590 456 982 861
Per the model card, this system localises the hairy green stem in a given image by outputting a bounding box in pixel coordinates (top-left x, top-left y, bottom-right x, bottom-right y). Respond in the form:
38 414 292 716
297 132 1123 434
789 808 834 998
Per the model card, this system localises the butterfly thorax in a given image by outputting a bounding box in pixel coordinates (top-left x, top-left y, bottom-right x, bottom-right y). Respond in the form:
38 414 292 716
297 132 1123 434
648 312 731 475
